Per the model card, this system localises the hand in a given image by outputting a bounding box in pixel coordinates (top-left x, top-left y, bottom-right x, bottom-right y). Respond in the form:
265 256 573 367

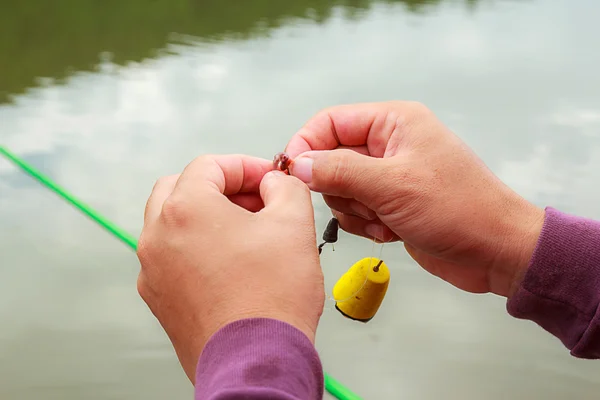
285 101 545 297
136 155 324 382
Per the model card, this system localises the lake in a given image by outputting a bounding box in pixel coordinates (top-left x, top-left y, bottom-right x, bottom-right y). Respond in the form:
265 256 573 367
1 0 600 399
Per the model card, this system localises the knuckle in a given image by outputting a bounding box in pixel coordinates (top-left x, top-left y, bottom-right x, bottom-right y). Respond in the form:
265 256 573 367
313 107 329 121
136 233 158 270
136 273 149 303
182 154 216 175
189 154 214 165
386 101 434 131
315 105 336 120
158 174 177 186
136 237 153 302
154 175 170 189
387 100 410 109
136 234 152 265
310 105 344 133
387 100 426 112
406 101 431 119
160 194 190 228
135 236 163 307
150 174 177 195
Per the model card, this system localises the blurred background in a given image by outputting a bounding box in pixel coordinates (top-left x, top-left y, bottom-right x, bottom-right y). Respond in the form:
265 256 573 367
1 0 600 399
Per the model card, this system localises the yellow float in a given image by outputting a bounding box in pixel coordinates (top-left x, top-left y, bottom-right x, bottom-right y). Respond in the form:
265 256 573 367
332 257 390 322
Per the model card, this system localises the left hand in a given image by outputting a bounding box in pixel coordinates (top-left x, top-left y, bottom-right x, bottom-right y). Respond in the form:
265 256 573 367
136 154 325 382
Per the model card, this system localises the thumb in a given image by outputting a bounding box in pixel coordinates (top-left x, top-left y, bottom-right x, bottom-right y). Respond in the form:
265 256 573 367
259 170 313 218
289 149 387 203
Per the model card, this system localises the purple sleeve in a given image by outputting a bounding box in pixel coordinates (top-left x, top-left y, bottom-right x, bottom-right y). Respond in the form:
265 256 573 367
507 206 600 358
194 318 324 399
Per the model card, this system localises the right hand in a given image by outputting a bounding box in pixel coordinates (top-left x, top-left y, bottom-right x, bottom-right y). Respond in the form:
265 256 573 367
285 101 545 297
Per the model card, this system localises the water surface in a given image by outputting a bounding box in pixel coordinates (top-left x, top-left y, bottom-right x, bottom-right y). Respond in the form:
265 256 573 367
2 0 600 399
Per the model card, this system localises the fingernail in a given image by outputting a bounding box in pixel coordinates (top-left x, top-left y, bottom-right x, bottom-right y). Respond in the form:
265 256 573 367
291 157 313 183
365 224 384 241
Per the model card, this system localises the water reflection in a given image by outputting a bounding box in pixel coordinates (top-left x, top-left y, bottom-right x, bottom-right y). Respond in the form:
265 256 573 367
2 0 600 399
0 0 489 104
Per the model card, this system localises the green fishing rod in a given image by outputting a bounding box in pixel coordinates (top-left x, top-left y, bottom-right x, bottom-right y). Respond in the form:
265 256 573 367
0 145 362 400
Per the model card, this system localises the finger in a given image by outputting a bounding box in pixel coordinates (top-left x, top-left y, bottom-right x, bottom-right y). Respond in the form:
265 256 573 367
172 154 273 206
259 170 313 219
289 148 394 205
144 174 179 225
332 210 400 243
322 194 377 221
285 101 406 158
228 193 264 213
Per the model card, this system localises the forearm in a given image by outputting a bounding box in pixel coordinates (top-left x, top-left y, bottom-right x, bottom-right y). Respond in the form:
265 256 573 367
507 207 600 358
194 318 324 399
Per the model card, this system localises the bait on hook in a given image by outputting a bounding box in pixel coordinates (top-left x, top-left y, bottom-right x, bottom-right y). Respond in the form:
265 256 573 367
273 152 292 174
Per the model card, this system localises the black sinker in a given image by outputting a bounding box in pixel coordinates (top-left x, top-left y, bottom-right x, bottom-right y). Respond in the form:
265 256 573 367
318 217 339 254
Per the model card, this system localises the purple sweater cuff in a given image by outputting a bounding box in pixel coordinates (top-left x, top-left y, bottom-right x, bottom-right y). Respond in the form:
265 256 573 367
507 207 600 358
194 318 324 399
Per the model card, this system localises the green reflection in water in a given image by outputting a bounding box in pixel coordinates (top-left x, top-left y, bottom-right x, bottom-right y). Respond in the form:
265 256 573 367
0 0 483 104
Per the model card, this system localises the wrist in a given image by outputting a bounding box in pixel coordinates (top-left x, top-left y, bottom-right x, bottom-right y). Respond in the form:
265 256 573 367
506 202 545 298
489 193 545 298
206 303 319 346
